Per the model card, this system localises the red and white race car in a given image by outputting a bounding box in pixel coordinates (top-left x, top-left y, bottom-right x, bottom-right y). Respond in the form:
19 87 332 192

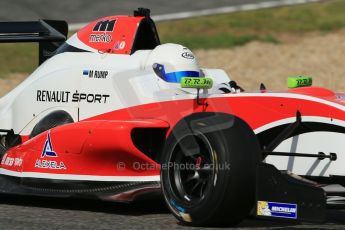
0 8 344 226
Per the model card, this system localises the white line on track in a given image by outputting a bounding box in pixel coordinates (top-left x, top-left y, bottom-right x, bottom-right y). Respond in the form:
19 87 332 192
69 0 322 31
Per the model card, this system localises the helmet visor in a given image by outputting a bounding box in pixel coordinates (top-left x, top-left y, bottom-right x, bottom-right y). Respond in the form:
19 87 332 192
153 63 199 83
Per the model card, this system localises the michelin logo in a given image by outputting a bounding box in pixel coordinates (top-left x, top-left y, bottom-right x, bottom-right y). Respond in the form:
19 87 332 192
257 201 297 219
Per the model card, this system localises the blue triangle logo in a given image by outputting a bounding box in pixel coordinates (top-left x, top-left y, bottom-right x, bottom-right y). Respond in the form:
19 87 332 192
41 131 57 158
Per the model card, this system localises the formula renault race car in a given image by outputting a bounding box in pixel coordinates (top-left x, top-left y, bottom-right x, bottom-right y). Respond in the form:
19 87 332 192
0 8 344 227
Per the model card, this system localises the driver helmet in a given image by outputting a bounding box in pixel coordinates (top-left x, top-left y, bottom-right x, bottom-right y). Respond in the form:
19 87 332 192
145 43 202 84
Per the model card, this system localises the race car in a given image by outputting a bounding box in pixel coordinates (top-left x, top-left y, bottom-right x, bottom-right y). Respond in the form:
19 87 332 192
0 7 344 226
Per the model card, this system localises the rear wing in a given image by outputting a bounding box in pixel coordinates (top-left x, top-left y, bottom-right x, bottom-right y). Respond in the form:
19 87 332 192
0 20 68 64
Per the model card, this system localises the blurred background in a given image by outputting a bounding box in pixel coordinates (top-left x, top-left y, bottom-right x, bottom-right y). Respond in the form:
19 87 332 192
0 0 344 95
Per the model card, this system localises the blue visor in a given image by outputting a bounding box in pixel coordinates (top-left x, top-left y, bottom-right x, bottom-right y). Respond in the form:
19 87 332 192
153 63 200 83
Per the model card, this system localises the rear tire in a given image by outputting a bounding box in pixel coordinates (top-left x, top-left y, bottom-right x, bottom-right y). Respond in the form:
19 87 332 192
161 112 261 226
0 144 6 159
30 110 74 138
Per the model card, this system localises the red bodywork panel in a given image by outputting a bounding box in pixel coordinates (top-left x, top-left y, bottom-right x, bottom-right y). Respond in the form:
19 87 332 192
288 86 336 99
77 16 144 54
87 90 345 132
3 120 168 178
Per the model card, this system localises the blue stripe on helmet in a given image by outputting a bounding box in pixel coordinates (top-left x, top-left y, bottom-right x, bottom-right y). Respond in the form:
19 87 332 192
163 71 200 83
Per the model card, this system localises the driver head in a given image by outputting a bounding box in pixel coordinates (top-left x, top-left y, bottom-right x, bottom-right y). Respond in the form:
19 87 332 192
145 43 202 90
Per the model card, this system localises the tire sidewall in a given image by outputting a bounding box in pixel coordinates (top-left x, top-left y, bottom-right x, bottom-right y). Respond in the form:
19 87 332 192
161 112 260 226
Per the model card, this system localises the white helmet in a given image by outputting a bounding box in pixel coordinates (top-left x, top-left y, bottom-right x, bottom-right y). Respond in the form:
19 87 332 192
145 43 201 84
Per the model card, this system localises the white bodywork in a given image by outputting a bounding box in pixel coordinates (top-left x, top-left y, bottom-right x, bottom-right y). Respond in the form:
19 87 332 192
0 48 230 135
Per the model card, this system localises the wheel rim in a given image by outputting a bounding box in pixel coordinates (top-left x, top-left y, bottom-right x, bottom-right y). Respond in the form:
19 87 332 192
168 133 217 206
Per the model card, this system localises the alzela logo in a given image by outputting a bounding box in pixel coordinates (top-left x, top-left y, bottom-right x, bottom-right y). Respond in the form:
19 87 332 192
36 131 66 170
41 131 57 158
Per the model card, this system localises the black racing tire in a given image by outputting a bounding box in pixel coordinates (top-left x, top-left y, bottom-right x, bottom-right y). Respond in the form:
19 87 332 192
0 144 6 159
30 110 74 138
160 112 261 226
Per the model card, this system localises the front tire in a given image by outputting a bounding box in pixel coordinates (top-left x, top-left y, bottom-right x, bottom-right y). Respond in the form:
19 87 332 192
161 112 261 226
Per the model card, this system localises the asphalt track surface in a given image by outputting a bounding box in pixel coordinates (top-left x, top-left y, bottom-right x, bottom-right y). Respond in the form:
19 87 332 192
0 0 303 23
0 193 344 230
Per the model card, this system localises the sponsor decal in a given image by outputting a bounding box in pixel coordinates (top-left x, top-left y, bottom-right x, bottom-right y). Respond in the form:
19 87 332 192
36 90 69 103
93 20 116 32
257 201 297 219
89 34 112 43
35 160 66 170
36 90 110 104
181 52 195 59
71 91 109 103
83 70 108 79
35 131 66 170
170 199 185 213
1 154 23 167
41 131 57 158
170 199 192 222
114 41 126 50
